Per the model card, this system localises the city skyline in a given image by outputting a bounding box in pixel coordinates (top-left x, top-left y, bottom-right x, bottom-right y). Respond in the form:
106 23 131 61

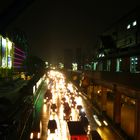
0 0 140 63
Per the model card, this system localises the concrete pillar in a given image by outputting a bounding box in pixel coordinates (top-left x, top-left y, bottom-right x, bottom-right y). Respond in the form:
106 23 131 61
134 98 140 140
101 87 107 112
91 85 95 100
87 84 94 99
113 84 121 125
93 85 98 101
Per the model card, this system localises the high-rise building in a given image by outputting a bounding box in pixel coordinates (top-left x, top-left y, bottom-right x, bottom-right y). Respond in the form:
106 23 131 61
64 49 73 70
75 47 82 70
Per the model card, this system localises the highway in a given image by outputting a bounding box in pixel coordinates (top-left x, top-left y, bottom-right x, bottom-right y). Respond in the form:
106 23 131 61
29 70 123 140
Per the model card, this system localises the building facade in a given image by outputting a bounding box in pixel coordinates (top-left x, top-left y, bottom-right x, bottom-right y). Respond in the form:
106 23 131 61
0 35 14 78
0 34 26 78
88 6 140 140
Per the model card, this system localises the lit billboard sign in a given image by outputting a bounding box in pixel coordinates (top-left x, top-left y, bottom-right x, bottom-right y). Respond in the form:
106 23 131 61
0 36 14 69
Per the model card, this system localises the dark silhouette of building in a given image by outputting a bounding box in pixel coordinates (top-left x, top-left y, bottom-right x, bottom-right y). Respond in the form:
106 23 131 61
64 49 73 70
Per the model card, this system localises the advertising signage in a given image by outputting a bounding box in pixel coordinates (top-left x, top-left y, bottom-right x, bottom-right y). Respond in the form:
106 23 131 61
0 35 14 69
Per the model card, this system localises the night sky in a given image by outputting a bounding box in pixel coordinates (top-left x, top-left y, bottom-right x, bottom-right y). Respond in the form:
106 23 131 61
1 0 140 63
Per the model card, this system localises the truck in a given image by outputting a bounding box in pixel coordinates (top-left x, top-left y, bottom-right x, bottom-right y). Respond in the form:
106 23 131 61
67 121 89 140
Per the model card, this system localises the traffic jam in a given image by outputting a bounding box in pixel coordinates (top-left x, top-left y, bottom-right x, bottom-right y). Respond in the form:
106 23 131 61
29 70 106 140
43 70 91 140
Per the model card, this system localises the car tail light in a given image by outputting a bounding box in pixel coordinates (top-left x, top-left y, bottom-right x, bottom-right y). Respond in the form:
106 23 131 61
37 132 40 139
44 99 46 103
55 129 58 135
30 132 33 139
48 129 50 135
88 125 91 131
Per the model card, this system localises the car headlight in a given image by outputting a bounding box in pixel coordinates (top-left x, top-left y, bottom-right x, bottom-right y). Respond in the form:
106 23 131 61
103 120 108 126
81 108 84 112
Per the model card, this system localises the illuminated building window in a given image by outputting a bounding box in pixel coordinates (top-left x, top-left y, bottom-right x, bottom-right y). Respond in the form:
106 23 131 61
107 60 111 71
98 62 103 71
8 57 12 68
91 62 98 71
127 24 131 29
116 58 122 72
84 64 91 70
1 37 7 68
59 62 64 69
133 20 137 26
130 56 139 73
72 63 78 71
7 40 13 69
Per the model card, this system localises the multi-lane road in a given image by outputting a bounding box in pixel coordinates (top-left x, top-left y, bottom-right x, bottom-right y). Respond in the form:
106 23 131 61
29 70 123 140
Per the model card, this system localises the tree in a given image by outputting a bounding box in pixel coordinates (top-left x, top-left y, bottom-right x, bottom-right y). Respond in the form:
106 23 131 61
26 55 46 76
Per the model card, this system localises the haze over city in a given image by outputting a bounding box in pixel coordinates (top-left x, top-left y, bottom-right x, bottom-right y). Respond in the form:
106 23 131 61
0 0 139 63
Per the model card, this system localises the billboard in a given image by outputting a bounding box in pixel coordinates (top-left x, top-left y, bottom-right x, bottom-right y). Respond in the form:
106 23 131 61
1 37 7 68
0 36 13 69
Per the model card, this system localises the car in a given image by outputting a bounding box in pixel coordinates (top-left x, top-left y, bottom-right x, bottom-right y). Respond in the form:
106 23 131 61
70 96 75 102
61 97 66 104
79 109 86 117
70 100 76 108
63 102 70 108
93 114 108 127
90 130 102 140
63 105 72 121
30 121 42 140
44 89 52 103
79 116 90 132
50 103 57 113
47 120 57 135
63 113 72 121
77 105 83 111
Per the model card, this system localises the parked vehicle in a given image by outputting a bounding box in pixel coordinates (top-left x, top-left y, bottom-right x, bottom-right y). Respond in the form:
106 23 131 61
79 116 90 133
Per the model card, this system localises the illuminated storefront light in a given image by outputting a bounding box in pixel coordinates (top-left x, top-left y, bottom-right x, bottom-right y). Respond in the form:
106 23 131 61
133 20 137 26
7 40 13 69
8 41 12 50
72 63 78 71
1 37 7 68
0 36 14 69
